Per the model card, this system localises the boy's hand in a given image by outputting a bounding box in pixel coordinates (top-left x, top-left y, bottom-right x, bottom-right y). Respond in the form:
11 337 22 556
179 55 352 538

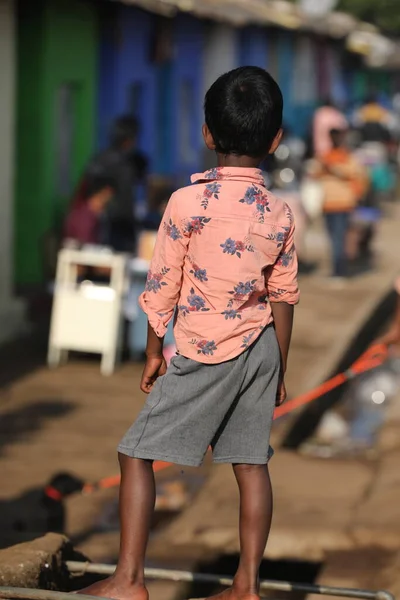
276 377 287 406
140 355 167 394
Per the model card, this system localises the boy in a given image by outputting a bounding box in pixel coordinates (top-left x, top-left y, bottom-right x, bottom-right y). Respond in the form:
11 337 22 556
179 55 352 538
80 67 299 600
317 128 368 280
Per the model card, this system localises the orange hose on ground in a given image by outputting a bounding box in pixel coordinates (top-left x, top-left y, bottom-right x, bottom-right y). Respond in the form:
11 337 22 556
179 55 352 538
83 461 173 493
274 343 387 419
82 344 388 495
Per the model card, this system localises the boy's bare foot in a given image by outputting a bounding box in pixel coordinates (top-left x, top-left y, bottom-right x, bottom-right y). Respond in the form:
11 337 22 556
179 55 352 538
76 576 148 600
205 588 260 600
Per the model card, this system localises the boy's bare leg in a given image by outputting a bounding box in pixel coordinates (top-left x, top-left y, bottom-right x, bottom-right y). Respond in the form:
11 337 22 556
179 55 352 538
207 464 273 600
77 454 155 600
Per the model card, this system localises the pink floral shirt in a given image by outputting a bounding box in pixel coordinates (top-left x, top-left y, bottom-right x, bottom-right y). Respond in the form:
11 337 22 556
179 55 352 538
139 167 299 363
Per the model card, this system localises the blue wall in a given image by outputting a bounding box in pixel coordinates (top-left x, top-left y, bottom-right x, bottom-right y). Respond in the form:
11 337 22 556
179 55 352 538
277 31 296 133
239 26 268 68
170 15 204 182
98 6 157 164
97 4 369 174
98 7 204 181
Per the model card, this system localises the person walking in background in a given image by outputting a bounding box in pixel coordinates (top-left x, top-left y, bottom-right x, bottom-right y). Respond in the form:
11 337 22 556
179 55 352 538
313 98 348 159
78 66 299 600
315 128 368 281
76 116 141 253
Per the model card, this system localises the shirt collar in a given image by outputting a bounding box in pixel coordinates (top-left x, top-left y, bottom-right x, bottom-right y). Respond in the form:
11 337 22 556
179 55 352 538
191 166 265 187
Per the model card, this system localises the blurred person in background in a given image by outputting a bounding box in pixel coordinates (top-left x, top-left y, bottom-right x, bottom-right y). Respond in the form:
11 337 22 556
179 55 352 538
314 128 368 281
64 175 115 247
74 116 143 253
312 98 348 159
129 134 150 226
63 175 115 282
354 93 392 143
264 128 310 272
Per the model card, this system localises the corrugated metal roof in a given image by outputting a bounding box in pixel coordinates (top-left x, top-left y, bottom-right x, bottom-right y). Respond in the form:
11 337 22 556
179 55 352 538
117 0 303 27
115 0 400 67
115 0 348 31
115 0 177 17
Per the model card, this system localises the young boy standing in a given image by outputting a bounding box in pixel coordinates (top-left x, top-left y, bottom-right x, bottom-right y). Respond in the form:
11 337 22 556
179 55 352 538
80 67 299 600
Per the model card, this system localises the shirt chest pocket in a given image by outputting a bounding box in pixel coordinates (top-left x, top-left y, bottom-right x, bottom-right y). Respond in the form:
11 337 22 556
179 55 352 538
248 222 287 268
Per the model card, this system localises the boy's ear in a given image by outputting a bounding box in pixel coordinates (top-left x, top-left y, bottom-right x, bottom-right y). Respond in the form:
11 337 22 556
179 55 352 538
202 123 216 151
269 128 283 155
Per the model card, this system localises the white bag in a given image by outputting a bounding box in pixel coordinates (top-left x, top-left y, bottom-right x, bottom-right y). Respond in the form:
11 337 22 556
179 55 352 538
300 177 324 220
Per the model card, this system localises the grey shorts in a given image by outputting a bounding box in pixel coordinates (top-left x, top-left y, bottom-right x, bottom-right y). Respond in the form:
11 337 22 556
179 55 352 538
118 325 280 467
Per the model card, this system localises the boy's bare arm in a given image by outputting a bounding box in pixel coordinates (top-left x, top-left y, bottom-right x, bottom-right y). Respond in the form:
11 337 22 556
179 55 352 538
270 302 294 374
140 323 167 394
270 302 294 406
146 321 164 358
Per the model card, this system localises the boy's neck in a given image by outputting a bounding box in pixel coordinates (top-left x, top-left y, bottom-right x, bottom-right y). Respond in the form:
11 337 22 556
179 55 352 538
216 153 261 169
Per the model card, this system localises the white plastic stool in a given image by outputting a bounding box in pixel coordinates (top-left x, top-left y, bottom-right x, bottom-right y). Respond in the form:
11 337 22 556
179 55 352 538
48 247 128 375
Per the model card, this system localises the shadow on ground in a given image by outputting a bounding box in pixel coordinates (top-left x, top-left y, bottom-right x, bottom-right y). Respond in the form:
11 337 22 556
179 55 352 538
0 399 77 455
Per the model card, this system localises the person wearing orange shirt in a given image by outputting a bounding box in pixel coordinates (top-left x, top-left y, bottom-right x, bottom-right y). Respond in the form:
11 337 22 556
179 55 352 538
317 128 368 279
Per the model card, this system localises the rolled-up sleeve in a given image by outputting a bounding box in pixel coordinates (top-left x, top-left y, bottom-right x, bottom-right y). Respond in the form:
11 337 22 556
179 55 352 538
139 193 190 337
266 217 300 305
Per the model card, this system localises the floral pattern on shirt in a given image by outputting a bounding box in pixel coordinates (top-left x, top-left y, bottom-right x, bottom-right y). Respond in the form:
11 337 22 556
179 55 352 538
164 218 182 241
178 288 210 316
203 167 224 180
145 267 170 293
241 331 256 349
220 237 255 258
190 264 208 282
239 184 271 222
201 182 221 209
269 288 287 300
185 216 211 235
190 338 218 356
227 279 257 307
222 309 242 320
266 227 290 249
285 203 294 225
277 246 295 268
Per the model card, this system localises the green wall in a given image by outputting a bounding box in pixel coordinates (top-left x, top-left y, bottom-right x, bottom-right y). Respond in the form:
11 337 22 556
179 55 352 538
15 0 98 285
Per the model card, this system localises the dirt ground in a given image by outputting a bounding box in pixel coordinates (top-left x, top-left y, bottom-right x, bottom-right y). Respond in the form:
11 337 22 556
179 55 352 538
0 204 400 598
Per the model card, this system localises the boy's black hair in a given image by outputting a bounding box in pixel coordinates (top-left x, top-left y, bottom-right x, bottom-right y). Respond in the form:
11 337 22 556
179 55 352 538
110 115 139 148
204 66 283 158
83 174 115 201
